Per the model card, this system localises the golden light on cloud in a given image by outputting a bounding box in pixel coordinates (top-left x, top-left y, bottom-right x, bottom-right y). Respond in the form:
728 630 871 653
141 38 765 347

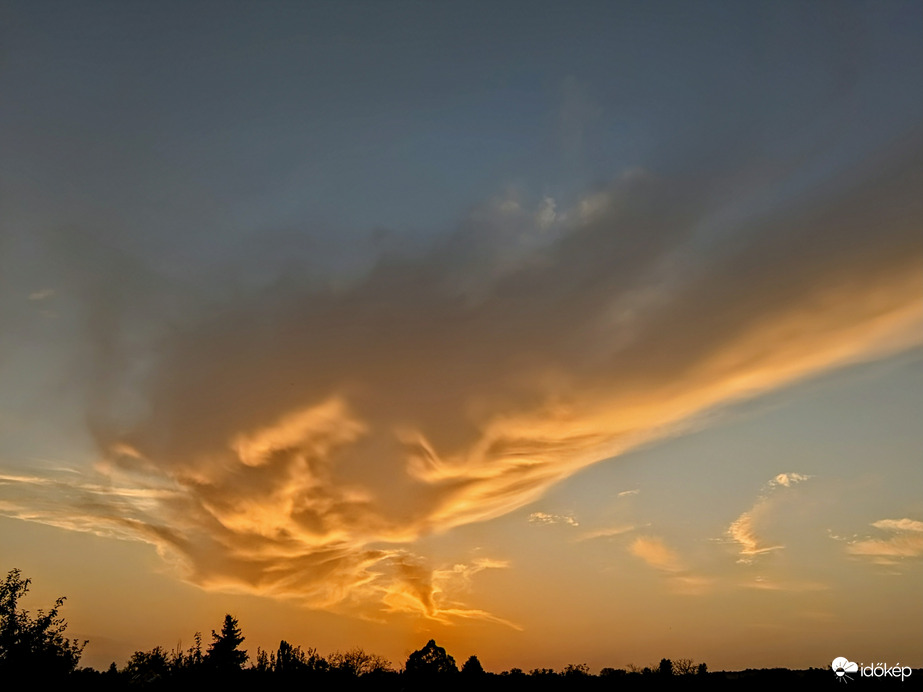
725 473 813 563
628 536 712 595
727 511 784 563
629 536 684 572
0 154 921 625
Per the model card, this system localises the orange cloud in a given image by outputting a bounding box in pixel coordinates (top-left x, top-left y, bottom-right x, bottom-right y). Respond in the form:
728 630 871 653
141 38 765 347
725 472 814 563
629 537 684 572
628 537 711 594
1 148 921 621
727 511 784 563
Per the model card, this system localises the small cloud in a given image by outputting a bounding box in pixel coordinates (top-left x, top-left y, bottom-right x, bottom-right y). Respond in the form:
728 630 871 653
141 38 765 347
671 574 713 595
618 489 640 497
578 523 642 541
629 536 683 572
628 537 711 594
28 288 55 301
727 511 783 564
871 518 923 533
433 558 511 591
528 512 579 527
847 517 923 560
743 576 828 592
769 472 811 488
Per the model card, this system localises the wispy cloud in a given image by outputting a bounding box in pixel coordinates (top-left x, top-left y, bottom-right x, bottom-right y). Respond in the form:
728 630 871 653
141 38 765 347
727 511 784 563
726 472 812 563
381 555 520 629
529 512 579 527
742 576 828 592
28 288 55 301
618 489 640 497
578 524 642 541
847 517 923 563
629 536 711 594
630 537 684 572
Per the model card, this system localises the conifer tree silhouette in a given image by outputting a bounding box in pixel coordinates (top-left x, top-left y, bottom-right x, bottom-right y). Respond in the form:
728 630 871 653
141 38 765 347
206 614 247 672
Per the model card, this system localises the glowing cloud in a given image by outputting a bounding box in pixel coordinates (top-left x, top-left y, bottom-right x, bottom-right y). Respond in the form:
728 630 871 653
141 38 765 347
1 143 921 621
629 537 684 573
770 473 811 488
726 472 813 563
529 512 579 527
628 536 710 594
578 524 641 541
727 511 784 563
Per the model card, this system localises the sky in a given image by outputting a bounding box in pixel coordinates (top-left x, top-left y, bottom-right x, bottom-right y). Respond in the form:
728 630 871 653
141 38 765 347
1 0 921 673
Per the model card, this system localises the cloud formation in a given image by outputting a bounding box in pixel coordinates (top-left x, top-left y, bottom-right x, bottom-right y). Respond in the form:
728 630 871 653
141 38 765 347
726 472 815 563
1 133 921 620
727 512 785 563
628 536 711 594
629 537 684 572
578 524 642 541
770 473 811 488
529 512 579 527
847 517 923 563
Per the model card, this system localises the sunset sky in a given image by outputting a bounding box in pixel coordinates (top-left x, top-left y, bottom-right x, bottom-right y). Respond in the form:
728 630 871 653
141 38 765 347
1 0 921 673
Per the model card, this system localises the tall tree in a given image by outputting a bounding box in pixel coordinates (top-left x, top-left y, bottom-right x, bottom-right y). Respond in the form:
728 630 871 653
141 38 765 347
206 614 247 672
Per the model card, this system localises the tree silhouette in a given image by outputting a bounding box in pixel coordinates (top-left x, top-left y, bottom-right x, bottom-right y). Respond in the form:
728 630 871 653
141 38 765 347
0 568 85 678
462 655 485 675
405 639 457 675
167 631 205 673
672 657 696 675
563 663 590 677
124 646 170 684
206 614 247 672
330 647 392 676
659 658 673 676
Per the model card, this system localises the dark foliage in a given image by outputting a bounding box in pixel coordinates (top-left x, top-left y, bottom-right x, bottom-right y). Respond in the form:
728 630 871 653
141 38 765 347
8 569 920 690
206 614 247 673
0 568 85 679
462 655 485 675
405 639 458 676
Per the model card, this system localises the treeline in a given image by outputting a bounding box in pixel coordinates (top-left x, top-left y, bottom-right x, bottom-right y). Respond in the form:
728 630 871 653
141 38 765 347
1 569 914 689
